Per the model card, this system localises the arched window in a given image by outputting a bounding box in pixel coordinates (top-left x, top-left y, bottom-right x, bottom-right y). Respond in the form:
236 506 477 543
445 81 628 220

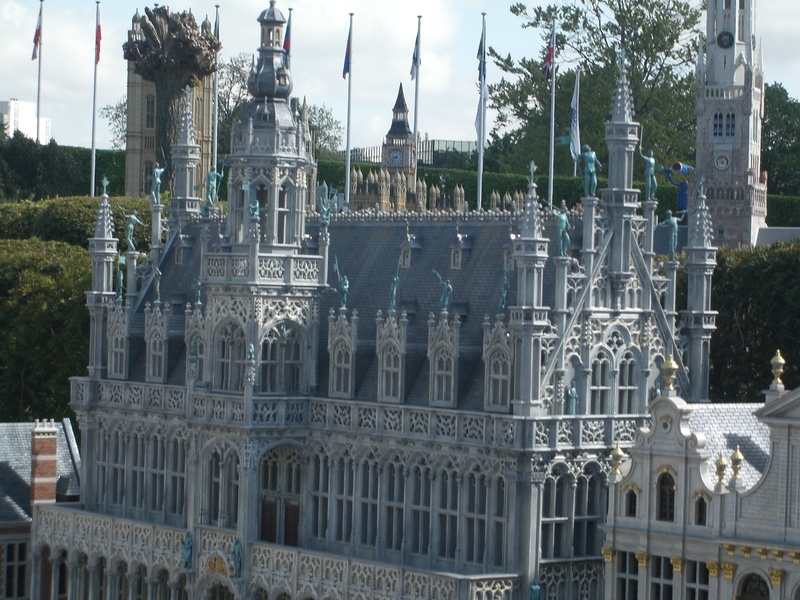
148 331 164 380
491 477 506 567
541 468 570 559
486 350 511 410
332 454 354 543
209 584 235 600
464 469 487 564
436 464 458 559
617 351 637 414
207 448 239 528
574 467 604 557
384 459 405 552
167 437 186 520
188 334 205 382
259 447 301 546
109 429 126 507
726 112 736 137
310 454 329 540
694 496 708 526
590 353 611 414
215 323 246 391
739 574 769 600
409 463 431 556
129 432 146 510
656 472 675 521
110 330 126 378
358 458 379 547
277 184 289 244
713 112 723 137
379 344 401 402
330 340 351 397
625 489 638 518
261 323 304 394
145 94 155 129
431 347 455 406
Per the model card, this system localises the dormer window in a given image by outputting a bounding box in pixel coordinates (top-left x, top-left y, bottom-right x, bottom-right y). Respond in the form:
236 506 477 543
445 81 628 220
451 248 462 270
400 247 411 269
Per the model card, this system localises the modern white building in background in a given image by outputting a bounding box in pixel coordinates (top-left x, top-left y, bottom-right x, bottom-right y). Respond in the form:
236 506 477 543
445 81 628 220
0 99 51 143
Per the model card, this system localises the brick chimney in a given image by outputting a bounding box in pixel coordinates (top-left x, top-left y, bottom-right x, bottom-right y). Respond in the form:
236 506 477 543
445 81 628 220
30 419 59 510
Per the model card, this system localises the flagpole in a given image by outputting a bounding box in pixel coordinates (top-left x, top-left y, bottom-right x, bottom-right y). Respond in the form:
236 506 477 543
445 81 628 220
571 69 580 178
212 4 220 173
477 13 486 212
90 1 101 197
35 0 44 145
547 16 556 209
412 15 421 195
344 14 353 210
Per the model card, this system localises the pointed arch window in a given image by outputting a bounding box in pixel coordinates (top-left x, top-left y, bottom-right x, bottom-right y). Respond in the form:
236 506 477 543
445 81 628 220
110 330 126 378
330 340 352 397
656 472 676 522
464 470 487 564
207 449 239 528
215 323 246 391
188 334 205 382
379 343 402 402
148 331 165 381
145 95 155 129
409 464 431 556
541 468 570 558
573 467 603 557
384 459 405 551
694 496 708 526
261 324 304 395
332 454 354 543
358 458 379 547
310 455 329 540
725 112 736 137
259 447 302 546
431 347 455 406
436 465 458 560
713 112 723 137
486 350 511 410
625 489 638 517
590 353 611 414
167 437 186 520
277 184 290 244
617 351 637 414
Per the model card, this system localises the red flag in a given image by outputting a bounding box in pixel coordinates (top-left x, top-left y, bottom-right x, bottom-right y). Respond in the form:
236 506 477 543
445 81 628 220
95 10 102 64
542 22 555 82
32 4 42 61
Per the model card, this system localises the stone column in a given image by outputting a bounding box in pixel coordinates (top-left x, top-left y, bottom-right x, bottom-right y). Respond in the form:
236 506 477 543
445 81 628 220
104 567 116 600
49 553 63 600
67 556 81 599
87 562 100 600
30 547 43 600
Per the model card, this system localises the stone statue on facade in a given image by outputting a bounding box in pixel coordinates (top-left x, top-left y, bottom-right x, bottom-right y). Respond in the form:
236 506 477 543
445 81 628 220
553 201 571 257
182 533 193 570
579 145 602 197
565 380 578 415
231 539 242 578
433 270 452 313
662 209 686 261
122 209 145 251
320 197 331 226
497 260 511 314
639 143 658 200
151 163 166 205
389 257 400 312
205 166 224 208
334 256 349 309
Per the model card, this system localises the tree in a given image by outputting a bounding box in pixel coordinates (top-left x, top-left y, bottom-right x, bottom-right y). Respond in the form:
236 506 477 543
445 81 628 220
762 83 800 196
307 104 344 160
123 6 221 191
488 0 701 174
216 53 252 157
100 96 128 150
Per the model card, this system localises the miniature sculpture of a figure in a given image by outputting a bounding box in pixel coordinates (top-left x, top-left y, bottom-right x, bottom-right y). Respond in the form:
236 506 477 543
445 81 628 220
101 176 110 196
497 261 511 314
151 264 162 301
649 383 662 402
205 166 224 208
389 257 400 312
553 201 571 256
579 144 602 197
433 270 453 312
320 197 331 226
182 533 193 569
116 254 126 299
232 539 242 578
334 257 349 309
565 380 578 415
151 163 165 204
248 189 259 220
247 343 255 362
662 209 686 261
123 209 145 250
664 168 690 212
639 147 658 200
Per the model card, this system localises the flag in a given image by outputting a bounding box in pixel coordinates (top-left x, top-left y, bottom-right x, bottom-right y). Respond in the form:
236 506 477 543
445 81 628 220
410 29 420 80
283 9 291 66
342 22 352 79
570 70 581 161
32 4 42 61
474 24 488 139
542 21 555 81
214 8 219 40
95 5 102 64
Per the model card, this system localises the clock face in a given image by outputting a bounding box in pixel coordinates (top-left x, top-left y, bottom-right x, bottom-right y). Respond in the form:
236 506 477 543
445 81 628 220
388 149 404 166
717 31 734 49
715 154 730 170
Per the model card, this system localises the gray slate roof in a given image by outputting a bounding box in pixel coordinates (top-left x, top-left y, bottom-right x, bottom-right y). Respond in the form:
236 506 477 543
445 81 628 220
687 402 769 489
0 420 81 524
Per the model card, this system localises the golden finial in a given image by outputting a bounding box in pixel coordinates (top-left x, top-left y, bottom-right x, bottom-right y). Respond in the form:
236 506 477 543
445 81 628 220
662 355 678 392
715 452 727 485
730 445 744 481
611 443 625 476
771 350 786 387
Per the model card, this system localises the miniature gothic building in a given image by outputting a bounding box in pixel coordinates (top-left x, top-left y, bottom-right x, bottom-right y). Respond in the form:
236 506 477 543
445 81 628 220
33 3 719 599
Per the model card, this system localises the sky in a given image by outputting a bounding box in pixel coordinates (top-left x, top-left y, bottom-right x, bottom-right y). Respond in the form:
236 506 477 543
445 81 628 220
1 0 799 151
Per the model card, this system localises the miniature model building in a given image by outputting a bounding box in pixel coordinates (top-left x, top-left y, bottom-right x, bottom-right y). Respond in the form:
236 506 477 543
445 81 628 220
695 0 767 247
32 3 718 599
602 352 800 600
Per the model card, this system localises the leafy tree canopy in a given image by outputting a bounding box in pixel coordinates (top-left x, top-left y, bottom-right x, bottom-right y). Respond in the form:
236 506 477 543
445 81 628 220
100 96 127 150
762 83 800 196
488 0 701 174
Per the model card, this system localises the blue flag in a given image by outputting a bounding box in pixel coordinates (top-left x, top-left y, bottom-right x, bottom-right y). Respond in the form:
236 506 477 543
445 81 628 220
410 30 420 80
342 22 352 79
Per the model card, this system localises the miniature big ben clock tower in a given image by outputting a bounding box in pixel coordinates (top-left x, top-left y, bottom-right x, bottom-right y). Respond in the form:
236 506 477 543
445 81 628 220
381 84 416 211
695 0 766 247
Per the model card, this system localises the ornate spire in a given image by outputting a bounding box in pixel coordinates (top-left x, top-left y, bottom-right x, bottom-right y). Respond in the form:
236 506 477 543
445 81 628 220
609 53 635 124
93 195 114 240
177 89 196 146
687 184 714 248
521 162 544 239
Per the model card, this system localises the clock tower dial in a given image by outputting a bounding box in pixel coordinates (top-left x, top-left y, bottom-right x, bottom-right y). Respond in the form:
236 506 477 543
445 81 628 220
389 149 404 166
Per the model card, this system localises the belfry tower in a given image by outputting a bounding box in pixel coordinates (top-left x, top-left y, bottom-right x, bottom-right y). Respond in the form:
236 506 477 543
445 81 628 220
695 0 766 247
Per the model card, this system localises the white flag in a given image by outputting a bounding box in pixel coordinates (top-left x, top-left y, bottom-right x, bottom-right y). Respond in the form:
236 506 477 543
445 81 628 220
570 70 581 161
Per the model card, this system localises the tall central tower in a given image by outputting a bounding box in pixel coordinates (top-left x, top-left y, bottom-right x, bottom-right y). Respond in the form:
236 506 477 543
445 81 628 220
695 0 766 247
